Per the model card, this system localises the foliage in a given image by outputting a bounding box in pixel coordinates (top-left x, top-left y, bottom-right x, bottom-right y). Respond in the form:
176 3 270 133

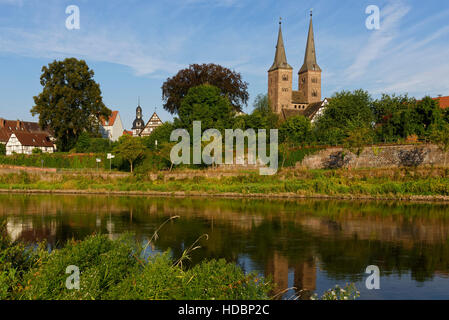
0 144 6 156
279 115 312 145
3 167 449 198
142 122 175 151
430 123 449 166
162 63 249 114
0 227 271 300
314 90 374 144
31 58 111 152
0 153 110 169
372 94 418 142
235 94 280 131
174 84 234 134
114 135 146 172
311 283 360 300
73 132 114 153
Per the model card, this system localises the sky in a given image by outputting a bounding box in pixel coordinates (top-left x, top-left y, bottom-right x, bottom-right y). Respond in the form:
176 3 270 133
0 0 449 130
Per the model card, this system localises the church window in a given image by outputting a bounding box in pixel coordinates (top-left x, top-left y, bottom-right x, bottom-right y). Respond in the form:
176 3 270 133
282 88 289 92
312 90 318 97
282 75 288 81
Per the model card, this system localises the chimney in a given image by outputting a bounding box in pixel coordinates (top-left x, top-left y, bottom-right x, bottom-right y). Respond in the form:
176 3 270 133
0 118 4 128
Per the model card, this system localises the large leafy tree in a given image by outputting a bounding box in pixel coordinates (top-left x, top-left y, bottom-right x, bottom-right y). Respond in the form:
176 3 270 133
162 63 249 114
279 115 312 145
174 84 234 133
114 135 145 173
234 94 280 131
142 122 176 151
31 58 111 151
314 89 374 144
372 94 418 142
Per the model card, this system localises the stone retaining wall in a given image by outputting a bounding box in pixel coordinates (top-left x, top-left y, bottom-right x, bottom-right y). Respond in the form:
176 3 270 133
299 144 448 169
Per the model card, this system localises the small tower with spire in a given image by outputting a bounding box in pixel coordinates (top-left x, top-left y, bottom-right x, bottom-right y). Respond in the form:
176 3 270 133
298 11 322 104
131 98 145 136
268 18 293 114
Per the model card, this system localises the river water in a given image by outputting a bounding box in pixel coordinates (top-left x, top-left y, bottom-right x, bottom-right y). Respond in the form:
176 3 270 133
1 194 449 299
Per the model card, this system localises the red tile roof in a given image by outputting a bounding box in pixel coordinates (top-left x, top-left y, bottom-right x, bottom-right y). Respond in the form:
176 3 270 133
10 132 54 148
100 111 119 126
433 96 449 109
0 118 52 144
123 130 133 136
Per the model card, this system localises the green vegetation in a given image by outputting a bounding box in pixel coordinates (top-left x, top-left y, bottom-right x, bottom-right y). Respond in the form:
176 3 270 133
0 144 5 156
73 132 116 154
162 63 249 114
31 58 111 151
2 167 449 199
175 84 235 133
0 153 111 170
0 222 270 300
113 135 146 172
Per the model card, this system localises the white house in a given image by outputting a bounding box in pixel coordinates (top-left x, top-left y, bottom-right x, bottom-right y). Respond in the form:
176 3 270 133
6 132 55 155
100 111 124 142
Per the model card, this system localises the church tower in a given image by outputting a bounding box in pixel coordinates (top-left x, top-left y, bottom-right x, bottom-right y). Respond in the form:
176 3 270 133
131 100 145 136
298 12 321 104
268 19 293 114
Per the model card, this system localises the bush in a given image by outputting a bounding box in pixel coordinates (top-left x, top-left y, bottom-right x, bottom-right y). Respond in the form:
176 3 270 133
0 144 5 156
0 230 271 300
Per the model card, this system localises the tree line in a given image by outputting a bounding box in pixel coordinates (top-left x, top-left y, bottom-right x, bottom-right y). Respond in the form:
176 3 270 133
24 58 449 171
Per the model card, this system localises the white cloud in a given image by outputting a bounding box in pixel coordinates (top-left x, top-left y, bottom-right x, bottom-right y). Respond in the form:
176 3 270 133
0 26 184 76
344 1 411 80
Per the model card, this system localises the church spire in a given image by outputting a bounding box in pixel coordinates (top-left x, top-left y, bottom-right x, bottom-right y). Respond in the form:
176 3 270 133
299 12 321 74
268 18 292 72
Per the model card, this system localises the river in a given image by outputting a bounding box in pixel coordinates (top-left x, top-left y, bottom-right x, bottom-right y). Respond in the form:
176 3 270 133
1 194 449 299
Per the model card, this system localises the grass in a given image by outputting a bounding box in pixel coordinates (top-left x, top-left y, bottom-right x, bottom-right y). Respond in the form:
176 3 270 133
1 167 449 199
0 221 271 300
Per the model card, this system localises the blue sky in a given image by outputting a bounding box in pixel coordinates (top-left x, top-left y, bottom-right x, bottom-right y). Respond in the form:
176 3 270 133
0 0 448 129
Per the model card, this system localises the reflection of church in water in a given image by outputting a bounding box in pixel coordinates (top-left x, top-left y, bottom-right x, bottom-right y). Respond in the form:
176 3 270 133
264 251 317 299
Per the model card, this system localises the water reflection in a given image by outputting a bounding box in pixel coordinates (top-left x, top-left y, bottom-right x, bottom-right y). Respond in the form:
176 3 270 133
1 194 449 299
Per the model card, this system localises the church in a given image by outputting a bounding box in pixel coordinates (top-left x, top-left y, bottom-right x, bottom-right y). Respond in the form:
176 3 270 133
131 102 163 137
268 13 328 122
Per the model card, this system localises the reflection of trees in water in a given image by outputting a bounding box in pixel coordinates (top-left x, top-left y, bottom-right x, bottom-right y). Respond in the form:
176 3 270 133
2 194 449 295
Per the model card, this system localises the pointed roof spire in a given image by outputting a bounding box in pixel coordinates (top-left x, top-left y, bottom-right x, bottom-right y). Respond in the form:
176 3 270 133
299 11 321 74
268 18 292 72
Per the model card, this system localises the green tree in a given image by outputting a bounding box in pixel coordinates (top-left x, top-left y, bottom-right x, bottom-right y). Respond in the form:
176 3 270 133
344 126 374 168
372 94 418 142
114 136 145 173
430 123 449 166
162 63 249 114
31 58 111 152
142 122 175 151
279 115 312 145
314 89 374 144
0 144 6 156
240 94 279 131
415 96 443 139
174 84 234 133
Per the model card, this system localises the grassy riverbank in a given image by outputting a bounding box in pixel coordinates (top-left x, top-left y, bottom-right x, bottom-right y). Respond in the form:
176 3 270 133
1 167 449 200
0 224 271 300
